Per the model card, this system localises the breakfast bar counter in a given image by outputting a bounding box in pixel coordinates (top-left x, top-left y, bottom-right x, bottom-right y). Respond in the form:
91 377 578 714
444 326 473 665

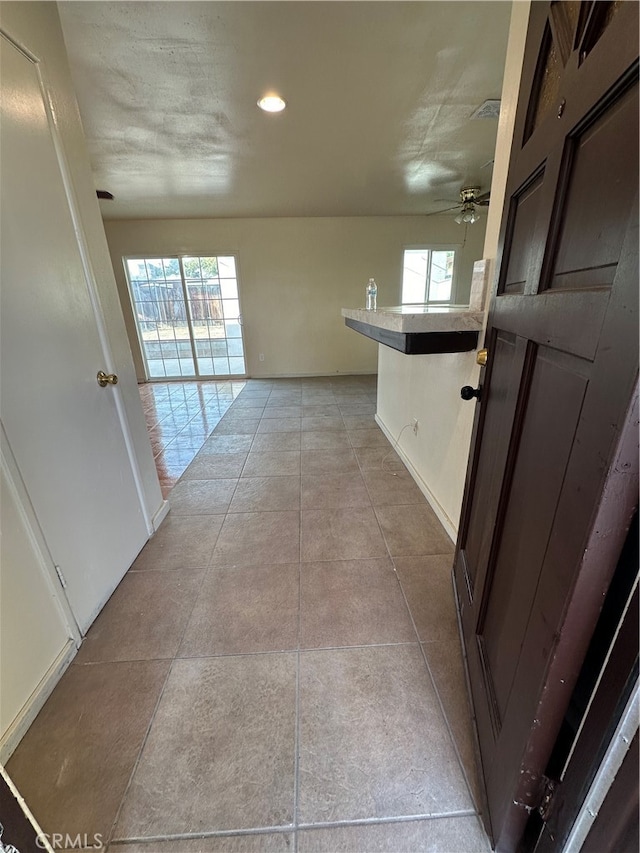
341 305 485 354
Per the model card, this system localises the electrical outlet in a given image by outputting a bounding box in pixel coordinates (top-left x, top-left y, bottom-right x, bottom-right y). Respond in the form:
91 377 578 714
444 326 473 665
259 353 265 362
412 418 419 435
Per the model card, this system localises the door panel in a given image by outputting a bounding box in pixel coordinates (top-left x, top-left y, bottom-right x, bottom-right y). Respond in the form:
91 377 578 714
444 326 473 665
453 3 639 850
501 175 545 294
0 35 149 632
549 82 638 290
460 331 525 595
482 346 590 724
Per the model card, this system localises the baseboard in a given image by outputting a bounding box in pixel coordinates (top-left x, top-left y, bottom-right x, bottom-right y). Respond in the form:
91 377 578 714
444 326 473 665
0 639 77 763
375 413 458 543
247 371 378 379
151 499 170 532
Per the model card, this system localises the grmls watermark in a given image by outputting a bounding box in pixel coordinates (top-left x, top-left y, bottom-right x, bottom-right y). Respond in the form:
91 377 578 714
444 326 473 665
36 834 104 851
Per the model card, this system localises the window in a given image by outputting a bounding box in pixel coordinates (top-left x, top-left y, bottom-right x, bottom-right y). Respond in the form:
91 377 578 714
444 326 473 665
124 255 245 379
401 248 456 304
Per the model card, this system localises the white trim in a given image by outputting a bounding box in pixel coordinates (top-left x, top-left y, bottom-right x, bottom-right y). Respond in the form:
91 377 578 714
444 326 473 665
0 639 77 764
251 371 378 379
1 425 80 640
0 766 55 852
562 573 639 775
152 499 171 532
563 680 639 852
375 413 457 543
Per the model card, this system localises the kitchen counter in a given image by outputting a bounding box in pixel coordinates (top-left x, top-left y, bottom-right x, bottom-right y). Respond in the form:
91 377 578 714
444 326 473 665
342 305 484 354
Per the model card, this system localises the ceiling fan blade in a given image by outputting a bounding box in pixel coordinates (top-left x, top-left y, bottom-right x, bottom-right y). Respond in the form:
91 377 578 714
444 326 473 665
474 191 491 205
425 205 460 216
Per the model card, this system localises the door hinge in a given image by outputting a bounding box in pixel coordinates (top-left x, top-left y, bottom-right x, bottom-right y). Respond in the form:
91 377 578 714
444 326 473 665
54 564 67 589
538 775 560 822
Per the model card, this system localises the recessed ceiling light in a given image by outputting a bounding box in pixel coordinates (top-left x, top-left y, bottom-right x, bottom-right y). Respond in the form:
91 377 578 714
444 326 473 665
257 94 286 113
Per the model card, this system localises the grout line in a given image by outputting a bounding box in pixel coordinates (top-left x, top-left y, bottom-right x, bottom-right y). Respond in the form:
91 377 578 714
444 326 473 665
417 639 481 814
296 810 478 830
293 390 303 853
351 414 481 812
293 568 302 852
390 554 481 813
105 661 174 848
109 809 479 847
170 644 419 666
135 641 425 666
136 379 470 844
106 557 212 846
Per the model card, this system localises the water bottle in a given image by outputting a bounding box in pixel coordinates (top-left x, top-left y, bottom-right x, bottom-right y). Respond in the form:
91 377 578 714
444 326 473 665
365 277 377 311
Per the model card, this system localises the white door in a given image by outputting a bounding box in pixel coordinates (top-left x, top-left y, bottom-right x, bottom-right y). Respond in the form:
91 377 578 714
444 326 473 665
0 34 149 632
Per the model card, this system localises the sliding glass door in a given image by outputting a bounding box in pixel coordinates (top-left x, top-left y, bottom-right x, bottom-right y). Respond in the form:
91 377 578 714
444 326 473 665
125 255 246 379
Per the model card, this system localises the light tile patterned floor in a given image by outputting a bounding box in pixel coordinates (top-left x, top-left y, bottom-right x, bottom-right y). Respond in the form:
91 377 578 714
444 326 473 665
7 376 490 853
139 380 247 496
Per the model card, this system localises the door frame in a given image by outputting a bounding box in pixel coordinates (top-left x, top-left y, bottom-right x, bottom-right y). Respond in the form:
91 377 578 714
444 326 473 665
535 565 639 851
122 252 248 382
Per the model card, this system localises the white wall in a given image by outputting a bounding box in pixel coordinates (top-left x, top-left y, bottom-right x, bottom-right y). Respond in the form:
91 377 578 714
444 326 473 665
104 216 486 380
376 0 532 538
377 347 481 539
482 0 532 263
0 1 163 755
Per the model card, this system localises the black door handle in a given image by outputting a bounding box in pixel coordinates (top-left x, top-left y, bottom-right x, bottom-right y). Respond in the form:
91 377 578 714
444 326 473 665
461 385 482 401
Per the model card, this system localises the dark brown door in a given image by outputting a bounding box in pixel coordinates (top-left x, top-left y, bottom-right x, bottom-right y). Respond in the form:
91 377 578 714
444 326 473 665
453 3 639 851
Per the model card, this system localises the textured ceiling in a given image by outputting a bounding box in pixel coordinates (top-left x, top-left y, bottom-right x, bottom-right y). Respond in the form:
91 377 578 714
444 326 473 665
58 1 511 220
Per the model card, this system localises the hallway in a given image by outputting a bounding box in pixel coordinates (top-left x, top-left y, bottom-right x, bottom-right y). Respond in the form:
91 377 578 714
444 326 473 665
7 376 490 852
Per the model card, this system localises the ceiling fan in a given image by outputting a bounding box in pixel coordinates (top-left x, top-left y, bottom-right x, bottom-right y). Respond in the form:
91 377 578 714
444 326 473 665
427 186 491 224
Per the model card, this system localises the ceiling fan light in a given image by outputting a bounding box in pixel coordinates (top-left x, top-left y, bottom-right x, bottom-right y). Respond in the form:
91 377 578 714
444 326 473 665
455 202 480 225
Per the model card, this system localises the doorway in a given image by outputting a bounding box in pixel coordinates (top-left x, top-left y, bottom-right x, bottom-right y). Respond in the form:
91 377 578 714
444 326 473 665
124 255 246 380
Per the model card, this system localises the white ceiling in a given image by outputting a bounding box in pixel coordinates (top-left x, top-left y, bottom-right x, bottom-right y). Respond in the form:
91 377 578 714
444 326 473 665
58 1 512 221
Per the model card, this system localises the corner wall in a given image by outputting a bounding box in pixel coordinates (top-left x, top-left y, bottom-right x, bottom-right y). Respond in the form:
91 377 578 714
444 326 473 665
104 216 486 380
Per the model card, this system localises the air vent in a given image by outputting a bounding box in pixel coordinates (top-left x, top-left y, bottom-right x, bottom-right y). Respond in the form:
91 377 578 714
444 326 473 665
470 100 501 120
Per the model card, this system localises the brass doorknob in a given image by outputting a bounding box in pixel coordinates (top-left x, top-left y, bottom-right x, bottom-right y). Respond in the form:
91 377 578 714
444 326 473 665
97 370 118 387
476 348 488 366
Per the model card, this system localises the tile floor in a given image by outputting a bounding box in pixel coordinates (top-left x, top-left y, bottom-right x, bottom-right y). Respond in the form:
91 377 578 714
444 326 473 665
7 375 490 853
139 380 247 497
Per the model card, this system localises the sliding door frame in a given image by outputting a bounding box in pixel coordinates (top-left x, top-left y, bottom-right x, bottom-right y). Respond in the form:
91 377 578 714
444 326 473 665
123 253 247 381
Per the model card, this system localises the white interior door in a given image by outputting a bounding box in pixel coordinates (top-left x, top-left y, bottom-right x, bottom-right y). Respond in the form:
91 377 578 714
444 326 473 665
0 34 149 633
